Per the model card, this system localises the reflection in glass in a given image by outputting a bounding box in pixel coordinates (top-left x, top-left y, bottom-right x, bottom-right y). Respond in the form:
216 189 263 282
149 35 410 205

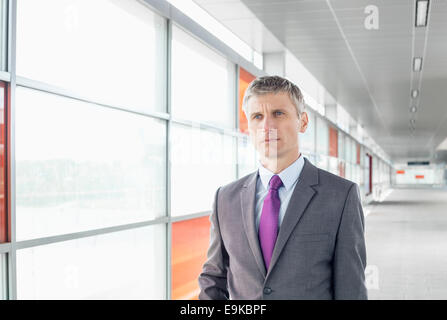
17 0 167 113
15 87 166 240
170 123 236 216
17 225 166 299
171 25 235 129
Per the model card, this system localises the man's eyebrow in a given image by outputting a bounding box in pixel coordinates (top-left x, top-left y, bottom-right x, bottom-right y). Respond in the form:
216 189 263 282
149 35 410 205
250 108 287 117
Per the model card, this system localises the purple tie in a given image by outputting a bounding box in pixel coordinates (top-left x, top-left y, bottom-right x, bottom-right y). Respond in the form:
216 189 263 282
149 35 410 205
259 174 283 270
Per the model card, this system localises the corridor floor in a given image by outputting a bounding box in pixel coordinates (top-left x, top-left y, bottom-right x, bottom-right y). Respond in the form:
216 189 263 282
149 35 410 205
365 187 447 299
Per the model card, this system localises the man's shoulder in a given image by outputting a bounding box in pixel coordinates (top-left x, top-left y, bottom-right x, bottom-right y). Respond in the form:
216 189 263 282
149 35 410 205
315 166 356 192
217 171 257 196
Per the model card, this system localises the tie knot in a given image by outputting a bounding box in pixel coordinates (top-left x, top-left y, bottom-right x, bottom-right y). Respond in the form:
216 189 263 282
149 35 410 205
269 175 283 191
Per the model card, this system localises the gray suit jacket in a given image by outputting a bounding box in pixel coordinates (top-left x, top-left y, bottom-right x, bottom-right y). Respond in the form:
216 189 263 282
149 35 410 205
198 157 367 300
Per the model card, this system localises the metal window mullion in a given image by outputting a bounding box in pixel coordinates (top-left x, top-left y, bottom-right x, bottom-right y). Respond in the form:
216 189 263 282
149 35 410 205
13 217 169 251
170 211 211 223
15 76 171 122
235 64 240 179
7 0 16 301
165 18 172 301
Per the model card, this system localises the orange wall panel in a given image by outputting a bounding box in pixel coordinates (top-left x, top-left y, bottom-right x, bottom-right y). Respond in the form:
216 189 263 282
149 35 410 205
238 67 256 134
172 216 211 300
0 82 7 243
329 126 338 158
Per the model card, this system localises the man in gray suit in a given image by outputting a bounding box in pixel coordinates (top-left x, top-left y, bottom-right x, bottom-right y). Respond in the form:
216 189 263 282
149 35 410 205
198 75 367 300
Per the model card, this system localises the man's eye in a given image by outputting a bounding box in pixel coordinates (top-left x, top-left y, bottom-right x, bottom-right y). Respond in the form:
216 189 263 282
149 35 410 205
254 115 262 119
275 111 283 116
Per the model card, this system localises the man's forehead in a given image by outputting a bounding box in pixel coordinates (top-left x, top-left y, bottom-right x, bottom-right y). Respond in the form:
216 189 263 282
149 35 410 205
249 99 294 112
248 92 294 108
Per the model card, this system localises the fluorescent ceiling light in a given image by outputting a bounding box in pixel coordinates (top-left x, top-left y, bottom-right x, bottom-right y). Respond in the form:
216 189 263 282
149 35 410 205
411 89 419 98
416 0 429 27
413 57 423 72
436 137 447 150
410 106 417 113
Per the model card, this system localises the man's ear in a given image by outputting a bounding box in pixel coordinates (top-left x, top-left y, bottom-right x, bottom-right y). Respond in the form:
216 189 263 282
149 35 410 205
299 112 308 133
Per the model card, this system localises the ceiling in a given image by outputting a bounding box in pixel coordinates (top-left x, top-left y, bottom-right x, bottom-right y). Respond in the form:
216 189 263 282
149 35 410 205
194 0 447 163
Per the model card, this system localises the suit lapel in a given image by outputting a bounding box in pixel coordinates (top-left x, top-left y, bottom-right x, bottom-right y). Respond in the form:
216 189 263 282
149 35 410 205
267 158 319 277
240 171 267 278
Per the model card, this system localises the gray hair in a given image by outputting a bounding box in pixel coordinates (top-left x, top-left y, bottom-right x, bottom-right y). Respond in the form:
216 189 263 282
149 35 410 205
242 75 305 118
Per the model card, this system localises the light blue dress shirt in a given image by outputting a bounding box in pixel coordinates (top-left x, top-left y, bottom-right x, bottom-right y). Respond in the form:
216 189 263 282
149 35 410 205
255 154 305 233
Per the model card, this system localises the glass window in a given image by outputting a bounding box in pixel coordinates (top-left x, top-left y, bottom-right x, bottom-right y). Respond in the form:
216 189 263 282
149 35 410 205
346 162 352 181
357 144 362 165
345 136 354 164
1 253 6 300
172 216 210 300
171 25 235 129
316 117 328 156
15 87 166 240
170 123 236 216
328 157 338 175
0 0 7 71
338 131 345 177
338 159 346 178
351 140 357 164
16 0 167 114
0 82 6 243
316 154 328 171
237 134 257 178
356 165 362 186
300 109 315 155
16 225 166 299
365 154 372 194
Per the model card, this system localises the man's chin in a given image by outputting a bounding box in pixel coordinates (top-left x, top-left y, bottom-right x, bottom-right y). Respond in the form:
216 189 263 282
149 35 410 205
258 150 282 160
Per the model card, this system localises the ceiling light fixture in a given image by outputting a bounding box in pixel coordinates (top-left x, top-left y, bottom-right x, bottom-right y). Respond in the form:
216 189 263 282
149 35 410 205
415 0 430 27
413 57 423 72
410 106 417 113
411 89 419 98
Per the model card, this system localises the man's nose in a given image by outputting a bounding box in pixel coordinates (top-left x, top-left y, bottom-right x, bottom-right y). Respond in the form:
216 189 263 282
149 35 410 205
262 115 276 132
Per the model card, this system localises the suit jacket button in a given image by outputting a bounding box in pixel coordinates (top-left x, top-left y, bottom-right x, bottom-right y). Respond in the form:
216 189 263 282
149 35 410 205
263 287 272 294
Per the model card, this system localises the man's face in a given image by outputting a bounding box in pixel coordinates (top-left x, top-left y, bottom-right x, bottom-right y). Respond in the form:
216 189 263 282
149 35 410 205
247 92 308 161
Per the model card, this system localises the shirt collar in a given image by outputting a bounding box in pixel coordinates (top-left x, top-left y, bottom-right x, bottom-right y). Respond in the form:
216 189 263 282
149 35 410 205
258 154 305 192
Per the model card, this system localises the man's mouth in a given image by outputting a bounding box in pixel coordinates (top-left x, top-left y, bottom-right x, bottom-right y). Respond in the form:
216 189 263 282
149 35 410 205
263 138 279 142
